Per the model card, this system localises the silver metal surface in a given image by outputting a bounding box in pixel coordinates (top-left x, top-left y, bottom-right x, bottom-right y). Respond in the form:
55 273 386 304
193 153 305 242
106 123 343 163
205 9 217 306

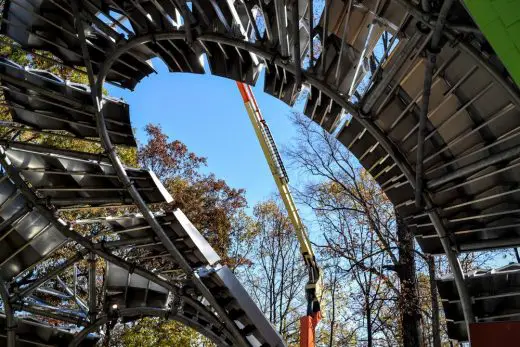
200 265 287 347
437 264 520 341
0 0 519 345
0 141 173 207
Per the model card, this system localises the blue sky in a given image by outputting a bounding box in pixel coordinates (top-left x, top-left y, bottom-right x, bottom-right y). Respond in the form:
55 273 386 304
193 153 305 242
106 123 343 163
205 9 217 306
107 58 303 208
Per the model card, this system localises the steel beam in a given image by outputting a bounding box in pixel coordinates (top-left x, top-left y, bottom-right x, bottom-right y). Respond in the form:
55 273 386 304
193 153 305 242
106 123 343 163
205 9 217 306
91 27 476 336
460 237 520 252
0 73 92 111
0 140 106 162
96 237 157 249
428 210 474 327
308 0 314 67
361 32 424 113
56 276 88 314
14 304 87 326
0 122 103 145
393 0 520 109
0 147 174 292
422 103 515 165
415 0 454 207
321 0 329 77
88 253 96 323
68 306 231 347
335 0 352 87
274 0 289 57
427 143 520 190
14 252 86 299
435 159 520 194
71 3 248 345
0 281 16 347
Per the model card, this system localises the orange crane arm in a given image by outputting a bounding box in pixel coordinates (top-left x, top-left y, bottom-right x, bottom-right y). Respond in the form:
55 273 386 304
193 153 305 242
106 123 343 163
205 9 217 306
236 81 321 347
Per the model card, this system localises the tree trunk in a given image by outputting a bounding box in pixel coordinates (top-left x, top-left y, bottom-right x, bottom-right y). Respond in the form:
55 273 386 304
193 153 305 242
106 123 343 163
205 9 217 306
428 255 442 347
329 274 337 347
396 213 422 347
365 293 373 347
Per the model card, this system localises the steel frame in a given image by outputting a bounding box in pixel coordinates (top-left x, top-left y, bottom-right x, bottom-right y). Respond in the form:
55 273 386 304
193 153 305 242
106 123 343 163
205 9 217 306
1 0 519 344
69 306 233 347
93 29 478 333
70 1 249 345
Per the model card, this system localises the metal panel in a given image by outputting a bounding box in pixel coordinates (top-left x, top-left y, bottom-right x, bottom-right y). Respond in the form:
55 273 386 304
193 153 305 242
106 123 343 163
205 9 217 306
105 262 169 311
170 209 221 266
1 141 173 207
204 42 261 85
106 0 205 75
304 85 343 132
200 266 286 347
437 264 520 341
314 33 361 95
0 0 155 89
264 63 298 106
0 173 66 281
336 15 520 256
0 58 136 146
79 209 220 269
0 314 99 346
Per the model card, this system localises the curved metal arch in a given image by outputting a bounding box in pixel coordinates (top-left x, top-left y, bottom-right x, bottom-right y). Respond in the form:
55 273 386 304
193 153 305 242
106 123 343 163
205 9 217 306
3 0 519 342
93 29 474 327
0 145 178 294
69 306 233 347
69 2 250 344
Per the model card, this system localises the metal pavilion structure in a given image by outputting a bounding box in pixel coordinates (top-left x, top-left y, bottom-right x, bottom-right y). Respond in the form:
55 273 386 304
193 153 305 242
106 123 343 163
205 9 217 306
0 0 518 346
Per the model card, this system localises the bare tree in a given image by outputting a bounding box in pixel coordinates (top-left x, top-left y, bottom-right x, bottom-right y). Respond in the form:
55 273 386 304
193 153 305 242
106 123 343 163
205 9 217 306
237 200 306 344
285 114 420 346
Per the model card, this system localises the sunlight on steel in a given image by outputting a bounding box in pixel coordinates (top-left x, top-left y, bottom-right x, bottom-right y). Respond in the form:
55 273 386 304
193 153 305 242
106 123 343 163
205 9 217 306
438 264 520 342
0 0 519 345
0 140 172 207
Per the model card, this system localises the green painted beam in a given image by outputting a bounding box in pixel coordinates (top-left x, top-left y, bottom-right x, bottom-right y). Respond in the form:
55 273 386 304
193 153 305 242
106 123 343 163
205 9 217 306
463 0 520 87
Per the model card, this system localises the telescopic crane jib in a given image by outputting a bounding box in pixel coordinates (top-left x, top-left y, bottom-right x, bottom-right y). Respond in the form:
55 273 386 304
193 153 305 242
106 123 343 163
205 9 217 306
236 82 322 347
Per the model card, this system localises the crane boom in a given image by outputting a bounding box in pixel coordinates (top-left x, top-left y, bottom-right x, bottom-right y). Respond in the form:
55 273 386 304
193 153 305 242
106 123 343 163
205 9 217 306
236 82 321 346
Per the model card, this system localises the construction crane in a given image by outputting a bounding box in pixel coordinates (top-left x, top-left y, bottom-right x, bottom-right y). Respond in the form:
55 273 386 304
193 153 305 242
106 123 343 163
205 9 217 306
236 82 322 347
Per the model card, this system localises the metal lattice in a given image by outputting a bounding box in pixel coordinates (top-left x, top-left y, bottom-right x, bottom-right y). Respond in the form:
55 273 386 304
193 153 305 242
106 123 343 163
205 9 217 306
0 0 518 345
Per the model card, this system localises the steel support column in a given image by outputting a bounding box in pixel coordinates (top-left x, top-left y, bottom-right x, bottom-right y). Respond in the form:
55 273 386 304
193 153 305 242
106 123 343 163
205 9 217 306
415 0 454 207
428 209 474 328
291 0 301 89
88 253 96 323
0 282 15 347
